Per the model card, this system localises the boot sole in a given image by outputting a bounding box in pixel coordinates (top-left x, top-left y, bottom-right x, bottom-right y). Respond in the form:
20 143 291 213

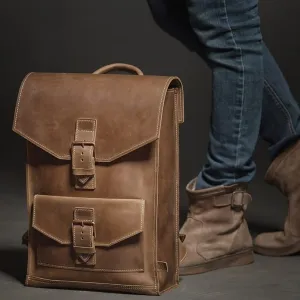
254 242 300 256
179 249 254 276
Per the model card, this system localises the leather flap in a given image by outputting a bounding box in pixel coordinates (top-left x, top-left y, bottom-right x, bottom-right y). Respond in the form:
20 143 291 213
13 72 183 162
32 195 145 247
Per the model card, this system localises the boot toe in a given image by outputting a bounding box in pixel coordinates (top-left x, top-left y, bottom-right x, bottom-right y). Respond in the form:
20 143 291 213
254 231 300 256
254 232 277 249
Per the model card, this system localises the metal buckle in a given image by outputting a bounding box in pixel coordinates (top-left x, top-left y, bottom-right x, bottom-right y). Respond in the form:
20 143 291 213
72 141 96 158
231 191 245 209
72 141 95 147
72 220 96 238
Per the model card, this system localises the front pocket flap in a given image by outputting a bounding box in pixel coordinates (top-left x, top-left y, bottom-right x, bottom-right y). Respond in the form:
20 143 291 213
32 195 145 247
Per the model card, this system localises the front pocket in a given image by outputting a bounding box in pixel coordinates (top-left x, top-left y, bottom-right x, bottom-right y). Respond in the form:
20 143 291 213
32 195 145 272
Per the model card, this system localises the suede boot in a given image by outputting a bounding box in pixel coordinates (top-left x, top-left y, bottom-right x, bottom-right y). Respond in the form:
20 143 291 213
254 140 300 256
179 179 254 275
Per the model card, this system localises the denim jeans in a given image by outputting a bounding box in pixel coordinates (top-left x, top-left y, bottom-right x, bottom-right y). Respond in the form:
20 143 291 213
186 0 300 189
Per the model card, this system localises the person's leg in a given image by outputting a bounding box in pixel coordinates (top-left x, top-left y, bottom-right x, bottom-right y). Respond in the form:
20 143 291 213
253 44 300 256
190 0 263 189
260 43 300 158
180 0 262 274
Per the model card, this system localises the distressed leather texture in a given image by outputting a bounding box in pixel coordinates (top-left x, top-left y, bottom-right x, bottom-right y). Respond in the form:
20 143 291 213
12 64 184 295
180 179 253 272
254 140 300 256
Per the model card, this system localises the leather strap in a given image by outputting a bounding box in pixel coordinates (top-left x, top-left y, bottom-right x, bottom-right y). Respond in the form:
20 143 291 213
72 207 96 266
213 191 252 210
72 118 97 190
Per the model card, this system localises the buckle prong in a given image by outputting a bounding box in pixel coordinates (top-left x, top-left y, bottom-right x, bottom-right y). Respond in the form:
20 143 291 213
72 141 95 147
231 191 244 209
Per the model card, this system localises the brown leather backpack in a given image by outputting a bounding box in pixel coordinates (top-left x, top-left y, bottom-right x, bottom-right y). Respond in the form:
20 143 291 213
12 63 184 295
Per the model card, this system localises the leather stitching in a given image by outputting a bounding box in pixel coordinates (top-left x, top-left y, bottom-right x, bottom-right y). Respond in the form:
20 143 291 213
167 84 184 124
99 230 143 247
74 208 94 252
32 197 69 244
151 78 179 292
141 201 145 231
14 78 178 163
153 142 159 291
33 224 69 244
74 207 94 221
34 227 144 247
89 147 92 168
26 150 34 277
76 175 95 190
73 225 77 247
28 275 155 290
97 200 144 246
89 226 92 247
32 198 144 246
14 120 155 162
37 259 143 273
13 72 34 129
180 88 183 122
73 208 94 250
72 146 75 168
157 261 168 272
87 176 96 189
73 119 96 190
75 119 97 141
174 92 180 281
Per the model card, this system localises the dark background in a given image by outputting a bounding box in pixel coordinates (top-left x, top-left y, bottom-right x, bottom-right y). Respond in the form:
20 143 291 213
2 0 299 230
1 0 300 299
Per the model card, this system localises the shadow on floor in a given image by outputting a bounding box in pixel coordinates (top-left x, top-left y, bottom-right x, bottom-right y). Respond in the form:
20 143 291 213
0 248 27 283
